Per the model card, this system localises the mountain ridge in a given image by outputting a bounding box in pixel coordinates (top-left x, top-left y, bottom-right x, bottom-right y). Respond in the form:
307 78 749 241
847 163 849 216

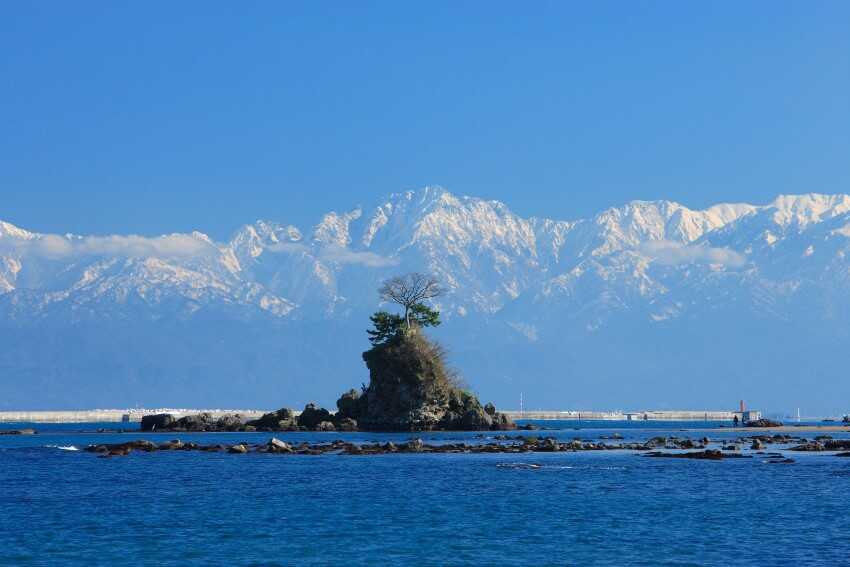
3 188 850 413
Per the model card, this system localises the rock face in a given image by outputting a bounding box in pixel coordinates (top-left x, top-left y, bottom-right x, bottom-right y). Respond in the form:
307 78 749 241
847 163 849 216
246 408 298 430
297 404 334 429
139 412 245 432
140 414 175 431
343 330 515 431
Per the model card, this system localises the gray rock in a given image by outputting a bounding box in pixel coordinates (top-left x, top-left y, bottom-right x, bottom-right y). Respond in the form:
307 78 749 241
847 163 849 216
140 414 175 432
268 438 292 453
336 389 364 420
336 417 358 431
246 408 297 430
298 403 334 429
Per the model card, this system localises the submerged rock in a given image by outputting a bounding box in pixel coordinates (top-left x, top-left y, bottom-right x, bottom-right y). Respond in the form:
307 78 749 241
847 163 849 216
644 450 732 460
745 418 783 428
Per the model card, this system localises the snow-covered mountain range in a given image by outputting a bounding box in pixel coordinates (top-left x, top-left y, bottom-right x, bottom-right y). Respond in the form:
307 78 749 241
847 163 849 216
4 187 850 413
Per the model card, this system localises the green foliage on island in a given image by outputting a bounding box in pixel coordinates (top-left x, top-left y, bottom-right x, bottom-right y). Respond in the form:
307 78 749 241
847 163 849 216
344 272 514 431
367 304 441 345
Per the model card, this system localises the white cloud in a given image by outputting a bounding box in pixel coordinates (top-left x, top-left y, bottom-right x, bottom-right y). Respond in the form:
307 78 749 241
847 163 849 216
267 242 397 268
2 233 215 260
640 240 746 268
266 242 309 255
319 245 399 267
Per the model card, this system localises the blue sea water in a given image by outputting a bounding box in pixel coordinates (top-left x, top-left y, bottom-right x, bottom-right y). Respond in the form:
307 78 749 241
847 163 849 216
2 421 849 566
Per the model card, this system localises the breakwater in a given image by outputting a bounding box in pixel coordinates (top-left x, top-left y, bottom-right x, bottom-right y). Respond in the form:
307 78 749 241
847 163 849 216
1 408 761 423
502 410 762 421
0 409 267 423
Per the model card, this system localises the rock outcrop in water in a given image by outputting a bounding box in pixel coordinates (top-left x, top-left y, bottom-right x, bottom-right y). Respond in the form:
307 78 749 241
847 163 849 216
140 412 251 432
338 330 514 432
245 408 299 430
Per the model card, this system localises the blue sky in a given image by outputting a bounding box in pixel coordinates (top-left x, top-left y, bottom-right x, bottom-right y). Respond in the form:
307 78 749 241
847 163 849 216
2 1 848 239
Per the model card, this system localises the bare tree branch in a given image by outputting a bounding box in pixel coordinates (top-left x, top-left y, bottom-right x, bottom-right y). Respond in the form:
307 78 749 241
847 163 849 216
378 272 442 328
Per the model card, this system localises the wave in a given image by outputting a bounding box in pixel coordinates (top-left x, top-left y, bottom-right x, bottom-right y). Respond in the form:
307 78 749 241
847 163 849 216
45 445 79 451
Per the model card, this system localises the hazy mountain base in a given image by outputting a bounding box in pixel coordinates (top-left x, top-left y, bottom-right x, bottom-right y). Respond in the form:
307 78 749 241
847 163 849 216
2 298 847 412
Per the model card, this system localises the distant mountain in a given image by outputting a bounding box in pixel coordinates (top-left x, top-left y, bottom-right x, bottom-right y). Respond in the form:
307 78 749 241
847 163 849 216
3 188 850 414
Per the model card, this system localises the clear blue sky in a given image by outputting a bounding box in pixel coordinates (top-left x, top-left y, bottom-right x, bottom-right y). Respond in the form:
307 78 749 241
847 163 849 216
2 1 848 239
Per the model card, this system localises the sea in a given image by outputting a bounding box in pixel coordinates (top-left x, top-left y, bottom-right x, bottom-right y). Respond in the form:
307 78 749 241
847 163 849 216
1 420 849 566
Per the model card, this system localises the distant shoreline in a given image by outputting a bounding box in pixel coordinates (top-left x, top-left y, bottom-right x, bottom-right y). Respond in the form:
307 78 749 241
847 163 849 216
3 408 844 426
0 409 268 423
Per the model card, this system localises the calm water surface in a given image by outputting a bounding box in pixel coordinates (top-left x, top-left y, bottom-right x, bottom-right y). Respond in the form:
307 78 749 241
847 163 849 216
2 421 849 566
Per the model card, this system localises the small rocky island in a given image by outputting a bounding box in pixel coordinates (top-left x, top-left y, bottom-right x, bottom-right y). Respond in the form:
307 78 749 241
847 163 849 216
141 273 515 434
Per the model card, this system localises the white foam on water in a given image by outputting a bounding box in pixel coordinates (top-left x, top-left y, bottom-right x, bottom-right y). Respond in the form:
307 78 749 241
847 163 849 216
46 445 79 451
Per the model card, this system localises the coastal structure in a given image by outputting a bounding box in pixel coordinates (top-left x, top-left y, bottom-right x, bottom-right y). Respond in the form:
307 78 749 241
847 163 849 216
0 409 267 423
502 410 762 422
1 408 761 423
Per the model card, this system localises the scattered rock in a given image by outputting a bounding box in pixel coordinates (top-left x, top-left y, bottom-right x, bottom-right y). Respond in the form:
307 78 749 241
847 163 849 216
0 429 36 435
789 442 824 452
268 438 293 453
745 418 783 428
644 450 743 460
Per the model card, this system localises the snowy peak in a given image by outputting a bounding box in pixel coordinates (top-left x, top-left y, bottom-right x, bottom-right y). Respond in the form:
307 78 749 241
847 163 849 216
0 220 35 240
313 208 362 247
767 193 850 228
3 189 850 324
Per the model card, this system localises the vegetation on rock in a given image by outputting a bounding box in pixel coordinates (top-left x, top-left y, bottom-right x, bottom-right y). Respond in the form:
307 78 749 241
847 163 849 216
139 272 514 433
340 273 515 432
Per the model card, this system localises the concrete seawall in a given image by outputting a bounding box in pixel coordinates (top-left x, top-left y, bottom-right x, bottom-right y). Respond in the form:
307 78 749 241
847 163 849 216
502 410 762 421
0 409 267 423
1 408 760 423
